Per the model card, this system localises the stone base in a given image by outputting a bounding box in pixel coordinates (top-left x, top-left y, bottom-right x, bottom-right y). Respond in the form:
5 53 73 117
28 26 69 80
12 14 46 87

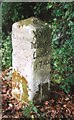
33 82 50 102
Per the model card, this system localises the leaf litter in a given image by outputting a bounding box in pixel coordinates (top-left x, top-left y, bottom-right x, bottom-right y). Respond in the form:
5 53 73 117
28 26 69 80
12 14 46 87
1 68 74 120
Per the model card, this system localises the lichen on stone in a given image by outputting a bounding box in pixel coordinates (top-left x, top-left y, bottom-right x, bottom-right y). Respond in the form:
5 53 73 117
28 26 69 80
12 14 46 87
12 70 29 102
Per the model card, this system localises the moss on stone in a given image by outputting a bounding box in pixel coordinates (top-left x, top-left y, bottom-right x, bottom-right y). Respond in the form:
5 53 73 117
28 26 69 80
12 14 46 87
18 17 33 26
18 17 46 27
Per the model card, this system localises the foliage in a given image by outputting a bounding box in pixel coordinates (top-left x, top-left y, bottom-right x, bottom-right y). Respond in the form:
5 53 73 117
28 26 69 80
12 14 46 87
50 3 74 93
2 2 35 35
23 101 40 119
2 2 74 93
1 33 12 70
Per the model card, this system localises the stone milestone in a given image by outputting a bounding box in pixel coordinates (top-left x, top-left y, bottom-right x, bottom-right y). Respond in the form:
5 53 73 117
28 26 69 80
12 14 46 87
12 17 51 102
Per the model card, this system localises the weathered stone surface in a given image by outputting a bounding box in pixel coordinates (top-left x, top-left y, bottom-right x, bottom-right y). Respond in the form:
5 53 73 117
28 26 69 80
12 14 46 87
12 17 51 102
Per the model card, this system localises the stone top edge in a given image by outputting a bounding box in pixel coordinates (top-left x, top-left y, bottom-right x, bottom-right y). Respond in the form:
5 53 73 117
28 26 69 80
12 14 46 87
12 17 49 29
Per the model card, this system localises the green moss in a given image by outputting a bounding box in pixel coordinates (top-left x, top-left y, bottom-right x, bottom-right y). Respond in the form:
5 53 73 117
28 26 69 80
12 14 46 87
18 17 46 27
18 17 33 26
18 17 39 27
